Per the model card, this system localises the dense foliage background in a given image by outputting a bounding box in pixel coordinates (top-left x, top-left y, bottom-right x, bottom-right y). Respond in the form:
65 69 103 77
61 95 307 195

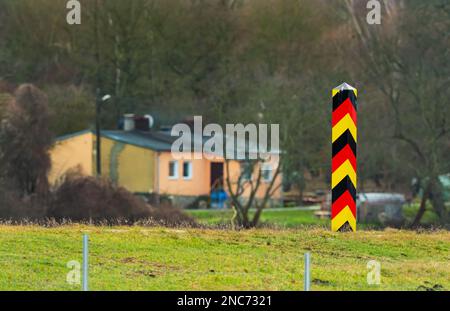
0 0 448 223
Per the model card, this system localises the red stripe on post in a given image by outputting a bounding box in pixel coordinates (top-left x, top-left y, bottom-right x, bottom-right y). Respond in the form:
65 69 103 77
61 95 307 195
332 98 357 127
331 190 356 219
331 144 357 173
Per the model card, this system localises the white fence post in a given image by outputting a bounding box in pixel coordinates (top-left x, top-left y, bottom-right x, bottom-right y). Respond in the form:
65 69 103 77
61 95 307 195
304 252 311 291
83 234 89 291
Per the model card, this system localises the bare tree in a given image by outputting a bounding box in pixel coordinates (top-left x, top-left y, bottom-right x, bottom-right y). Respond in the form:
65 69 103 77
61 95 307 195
225 159 281 228
0 84 53 197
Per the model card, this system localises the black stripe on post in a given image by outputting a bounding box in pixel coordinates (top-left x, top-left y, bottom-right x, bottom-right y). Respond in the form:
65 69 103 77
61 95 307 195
332 130 357 157
331 176 357 203
332 90 357 111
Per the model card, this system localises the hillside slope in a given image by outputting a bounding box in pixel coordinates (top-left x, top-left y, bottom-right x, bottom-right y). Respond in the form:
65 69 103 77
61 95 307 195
0 226 448 290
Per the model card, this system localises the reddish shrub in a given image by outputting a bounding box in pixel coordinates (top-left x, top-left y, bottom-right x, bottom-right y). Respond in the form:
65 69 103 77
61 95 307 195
145 202 196 227
47 171 195 226
0 186 47 220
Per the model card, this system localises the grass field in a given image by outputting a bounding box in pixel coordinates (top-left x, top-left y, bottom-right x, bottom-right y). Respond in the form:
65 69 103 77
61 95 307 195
0 225 448 291
187 204 445 228
187 207 328 228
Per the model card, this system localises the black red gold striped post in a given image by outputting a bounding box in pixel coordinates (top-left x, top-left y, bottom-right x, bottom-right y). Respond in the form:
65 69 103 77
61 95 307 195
331 83 357 232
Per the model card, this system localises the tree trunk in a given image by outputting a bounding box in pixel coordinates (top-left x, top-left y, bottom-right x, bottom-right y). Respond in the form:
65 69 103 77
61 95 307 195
241 209 251 228
411 180 432 228
232 200 252 229
429 177 447 225
252 205 264 227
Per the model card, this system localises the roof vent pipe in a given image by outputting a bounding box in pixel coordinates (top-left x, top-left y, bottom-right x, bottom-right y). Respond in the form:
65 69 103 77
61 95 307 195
145 114 154 129
123 114 135 131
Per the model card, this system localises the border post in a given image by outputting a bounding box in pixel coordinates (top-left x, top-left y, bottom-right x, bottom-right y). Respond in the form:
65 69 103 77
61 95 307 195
331 83 358 232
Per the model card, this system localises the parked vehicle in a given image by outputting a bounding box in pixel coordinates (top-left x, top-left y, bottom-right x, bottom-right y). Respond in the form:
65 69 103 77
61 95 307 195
357 193 405 226
320 192 406 226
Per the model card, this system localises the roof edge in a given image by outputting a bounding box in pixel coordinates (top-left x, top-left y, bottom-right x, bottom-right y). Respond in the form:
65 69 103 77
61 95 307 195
54 129 93 142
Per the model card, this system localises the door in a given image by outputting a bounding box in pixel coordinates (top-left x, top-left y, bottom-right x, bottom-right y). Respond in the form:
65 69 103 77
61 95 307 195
210 162 224 190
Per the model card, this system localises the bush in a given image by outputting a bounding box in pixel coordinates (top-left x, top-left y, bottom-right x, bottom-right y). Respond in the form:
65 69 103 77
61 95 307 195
48 174 148 222
0 172 196 226
145 203 196 226
46 171 195 226
0 84 53 196
0 186 47 220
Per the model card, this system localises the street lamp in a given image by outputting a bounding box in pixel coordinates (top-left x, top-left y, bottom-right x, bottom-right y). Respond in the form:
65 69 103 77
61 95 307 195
95 89 111 177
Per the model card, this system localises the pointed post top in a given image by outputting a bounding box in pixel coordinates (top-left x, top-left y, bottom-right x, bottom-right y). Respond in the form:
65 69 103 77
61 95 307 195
332 82 357 97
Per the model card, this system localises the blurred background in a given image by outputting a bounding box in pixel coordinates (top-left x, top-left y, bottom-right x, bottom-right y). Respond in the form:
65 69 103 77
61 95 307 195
0 0 448 227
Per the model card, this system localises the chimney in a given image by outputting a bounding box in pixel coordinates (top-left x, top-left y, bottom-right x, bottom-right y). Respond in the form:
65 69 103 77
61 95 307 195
134 114 154 132
135 116 149 131
123 114 135 131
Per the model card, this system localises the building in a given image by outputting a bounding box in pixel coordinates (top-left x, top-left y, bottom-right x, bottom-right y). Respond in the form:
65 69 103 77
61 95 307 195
49 116 282 208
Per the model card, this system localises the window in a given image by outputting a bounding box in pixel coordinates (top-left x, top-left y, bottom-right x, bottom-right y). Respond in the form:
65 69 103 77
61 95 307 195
169 161 178 179
261 163 272 182
183 161 193 180
240 161 252 180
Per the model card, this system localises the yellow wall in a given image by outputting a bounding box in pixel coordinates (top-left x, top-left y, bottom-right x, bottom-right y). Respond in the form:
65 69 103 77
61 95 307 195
98 137 156 193
157 152 282 199
49 132 94 184
50 132 281 200
157 152 211 196
50 133 155 193
224 155 282 200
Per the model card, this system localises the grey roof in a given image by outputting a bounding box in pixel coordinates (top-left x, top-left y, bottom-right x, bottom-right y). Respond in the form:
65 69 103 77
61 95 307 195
101 130 174 151
55 129 174 151
55 128 281 155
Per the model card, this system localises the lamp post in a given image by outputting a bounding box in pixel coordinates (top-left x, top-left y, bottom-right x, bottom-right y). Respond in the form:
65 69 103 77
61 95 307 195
95 89 111 177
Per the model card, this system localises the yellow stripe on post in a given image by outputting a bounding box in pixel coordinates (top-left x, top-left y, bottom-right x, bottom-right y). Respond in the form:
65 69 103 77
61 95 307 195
331 206 357 231
332 114 357 143
331 160 357 189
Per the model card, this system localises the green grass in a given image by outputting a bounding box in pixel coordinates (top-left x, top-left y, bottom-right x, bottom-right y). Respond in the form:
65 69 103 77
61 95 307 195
187 208 328 228
0 225 448 291
187 203 447 228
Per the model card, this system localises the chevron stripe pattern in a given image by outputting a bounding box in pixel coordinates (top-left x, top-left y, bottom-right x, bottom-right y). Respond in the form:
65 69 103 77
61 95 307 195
331 83 357 232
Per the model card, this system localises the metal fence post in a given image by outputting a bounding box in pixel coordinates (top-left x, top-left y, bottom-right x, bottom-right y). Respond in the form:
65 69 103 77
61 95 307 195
304 252 311 291
83 234 89 291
